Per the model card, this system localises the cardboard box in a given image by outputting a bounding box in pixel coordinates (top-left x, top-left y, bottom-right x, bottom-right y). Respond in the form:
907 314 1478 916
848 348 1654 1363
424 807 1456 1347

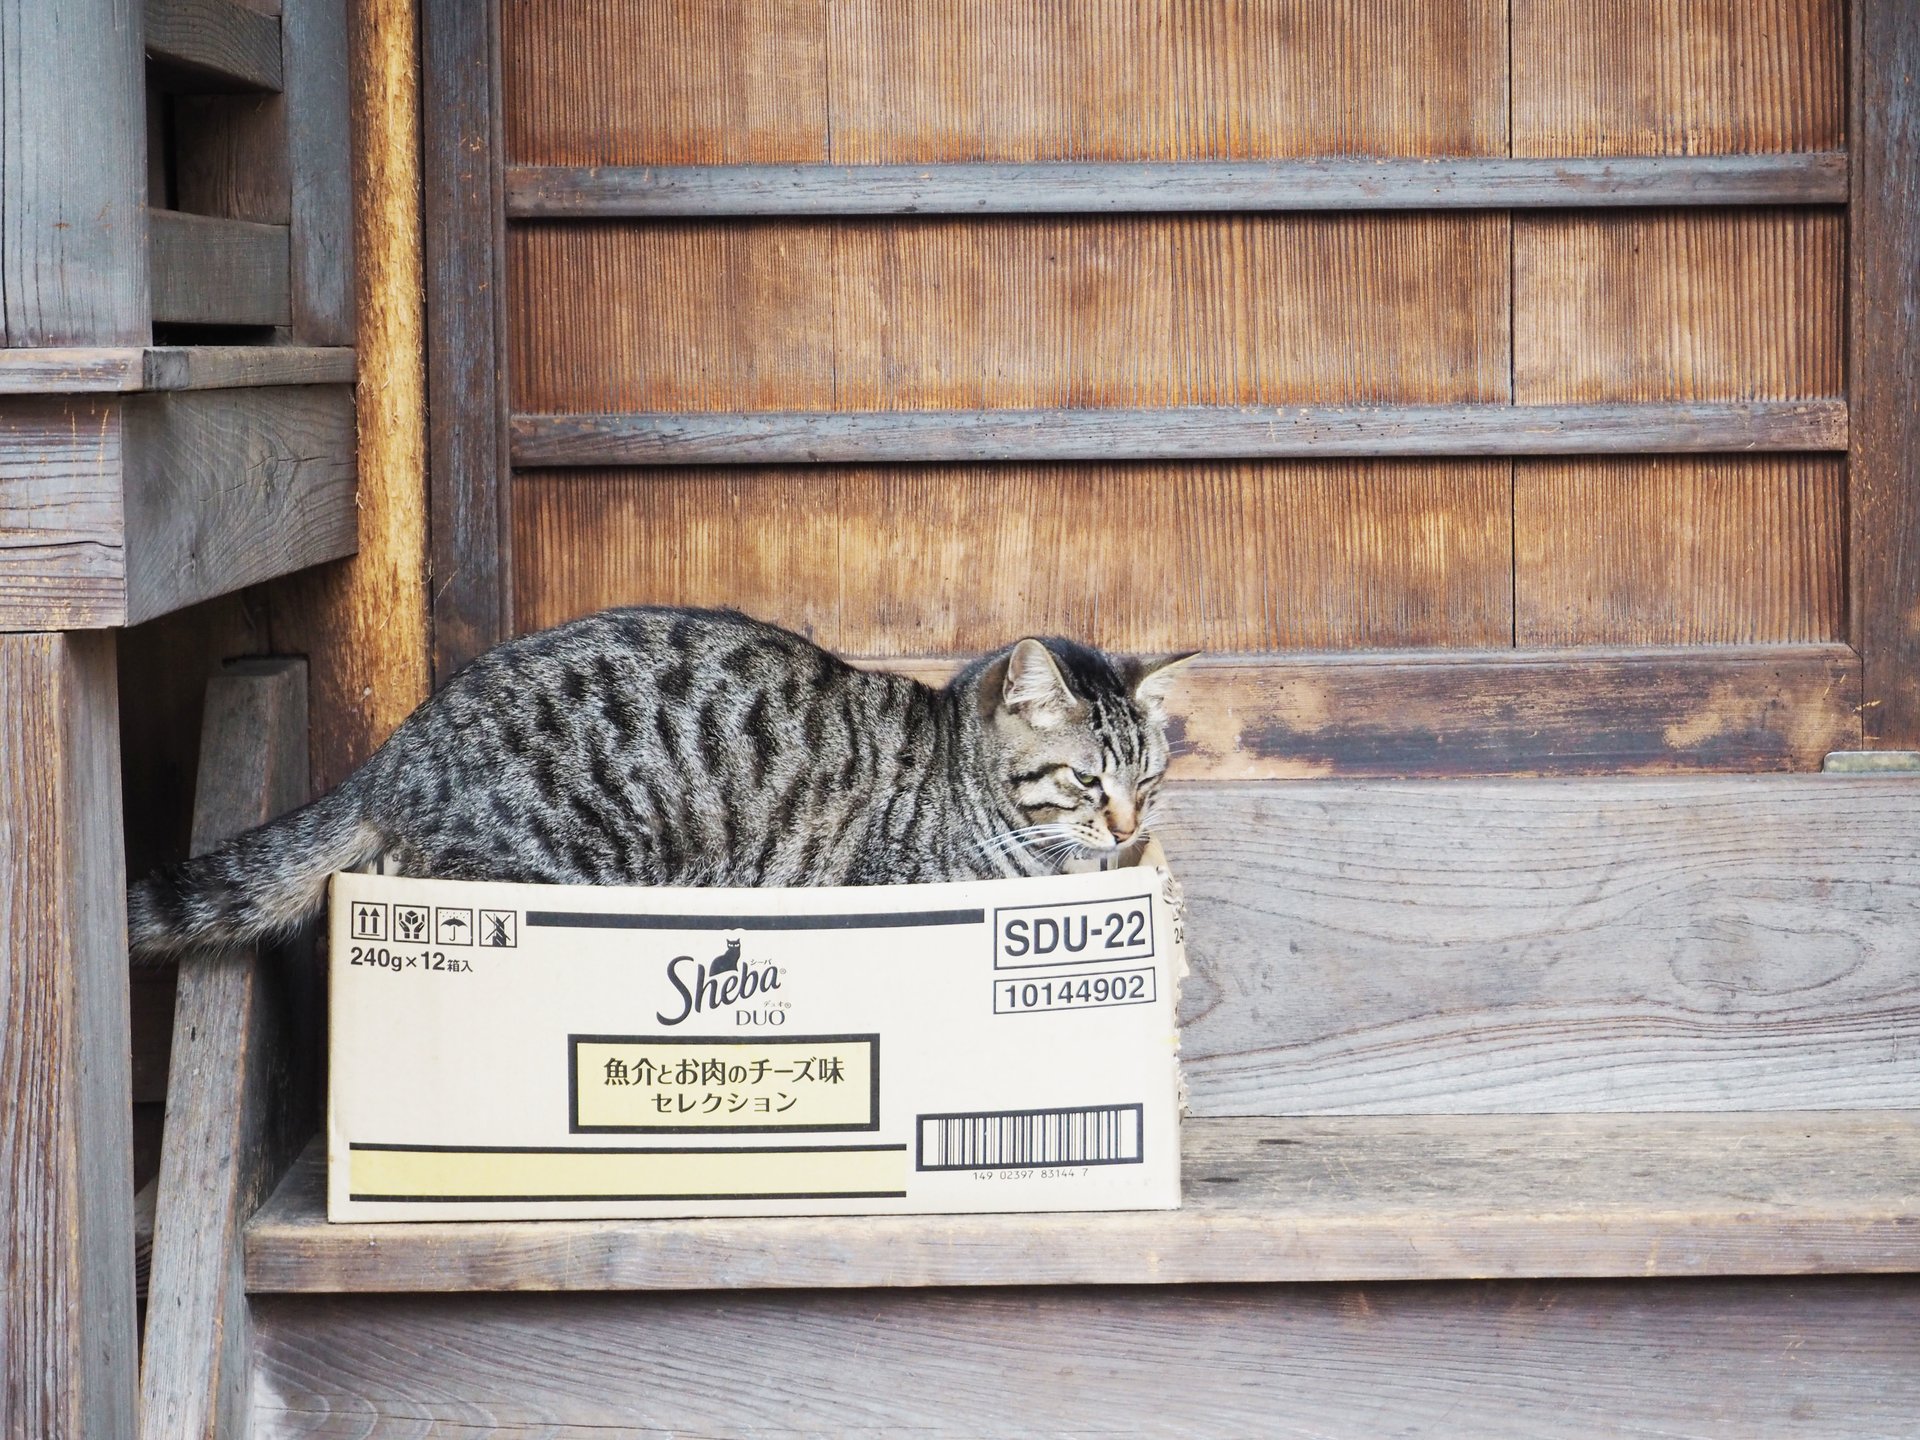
327 855 1184 1221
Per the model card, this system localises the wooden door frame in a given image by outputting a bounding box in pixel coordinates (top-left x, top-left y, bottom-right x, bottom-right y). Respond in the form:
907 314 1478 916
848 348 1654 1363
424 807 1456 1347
424 1 1920 753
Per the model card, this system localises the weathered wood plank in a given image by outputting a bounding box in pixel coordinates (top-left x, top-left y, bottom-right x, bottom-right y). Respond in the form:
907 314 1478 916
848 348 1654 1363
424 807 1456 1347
122 385 358 624
142 345 355 390
282 0 354 343
245 1113 1920 1293
0 346 351 394
504 154 1849 217
422 0 512 679
145 0 283 92
0 398 127 629
1515 210 1843 403
502 0 1509 165
1513 0 1844 156
148 209 292 327
0 348 148 393
1850 1 1920 747
1515 456 1848 645
0 633 136 1440
511 215 1509 413
512 461 1514 654
140 658 312 1440
877 646 1861 779
508 402 1849 466
1166 777 1920 1114
0 0 149 345
249 1279 1920 1437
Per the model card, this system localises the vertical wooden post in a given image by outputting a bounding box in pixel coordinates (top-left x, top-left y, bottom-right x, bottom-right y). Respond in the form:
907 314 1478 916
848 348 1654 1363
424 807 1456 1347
1850 0 1920 747
0 634 137 1440
0 0 149 344
139 659 312 1440
421 0 513 682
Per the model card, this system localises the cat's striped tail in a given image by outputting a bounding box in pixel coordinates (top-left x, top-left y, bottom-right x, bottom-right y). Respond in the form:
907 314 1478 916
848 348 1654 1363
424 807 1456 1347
127 776 387 962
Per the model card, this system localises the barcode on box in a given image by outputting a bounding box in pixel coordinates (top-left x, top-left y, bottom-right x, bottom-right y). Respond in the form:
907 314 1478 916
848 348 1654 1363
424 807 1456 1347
916 1103 1144 1171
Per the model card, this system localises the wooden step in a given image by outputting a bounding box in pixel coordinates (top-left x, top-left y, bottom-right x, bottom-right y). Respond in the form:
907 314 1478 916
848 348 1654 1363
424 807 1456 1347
245 1112 1920 1293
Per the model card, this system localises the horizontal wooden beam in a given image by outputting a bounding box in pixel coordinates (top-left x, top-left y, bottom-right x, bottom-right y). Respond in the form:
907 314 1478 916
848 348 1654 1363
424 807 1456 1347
149 210 291 328
248 1112 1920 1291
1170 776 1920 1114
510 401 1848 466
505 153 1849 218
249 1276 1920 1436
0 387 357 630
121 386 356 624
145 0 283 93
874 645 1861 779
0 346 355 394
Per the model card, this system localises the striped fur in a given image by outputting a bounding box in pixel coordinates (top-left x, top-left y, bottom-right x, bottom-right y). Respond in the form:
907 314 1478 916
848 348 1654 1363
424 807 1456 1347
128 607 1191 959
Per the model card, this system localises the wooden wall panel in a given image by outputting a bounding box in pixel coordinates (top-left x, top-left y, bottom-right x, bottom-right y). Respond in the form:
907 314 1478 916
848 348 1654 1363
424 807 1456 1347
1514 457 1845 647
503 0 1507 165
510 215 1511 412
1514 210 1843 403
1512 0 1844 156
503 0 830 165
513 462 1513 655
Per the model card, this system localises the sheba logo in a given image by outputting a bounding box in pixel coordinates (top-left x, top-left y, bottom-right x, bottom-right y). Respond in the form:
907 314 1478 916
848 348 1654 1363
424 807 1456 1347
656 937 784 1026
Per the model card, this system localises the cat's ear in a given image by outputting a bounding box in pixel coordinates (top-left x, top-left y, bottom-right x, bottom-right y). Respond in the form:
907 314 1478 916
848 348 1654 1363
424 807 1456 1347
1129 651 1200 715
1001 639 1082 729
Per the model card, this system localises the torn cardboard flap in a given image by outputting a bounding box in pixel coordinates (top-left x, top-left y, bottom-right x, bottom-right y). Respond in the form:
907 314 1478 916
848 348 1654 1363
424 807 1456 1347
327 853 1184 1221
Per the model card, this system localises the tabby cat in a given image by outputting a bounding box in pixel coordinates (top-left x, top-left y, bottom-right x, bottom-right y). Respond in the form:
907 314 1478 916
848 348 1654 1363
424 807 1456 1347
129 607 1192 959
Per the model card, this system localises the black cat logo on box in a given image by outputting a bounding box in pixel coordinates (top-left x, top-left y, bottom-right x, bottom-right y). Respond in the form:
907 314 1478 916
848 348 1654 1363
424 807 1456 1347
656 938 786 1026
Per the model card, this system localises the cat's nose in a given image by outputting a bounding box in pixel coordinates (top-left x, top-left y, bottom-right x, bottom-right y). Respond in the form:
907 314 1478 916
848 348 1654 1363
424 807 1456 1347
1106 800 1139 843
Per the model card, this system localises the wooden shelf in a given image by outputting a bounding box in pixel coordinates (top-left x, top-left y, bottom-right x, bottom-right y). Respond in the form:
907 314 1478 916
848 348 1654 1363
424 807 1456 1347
508 401 1847 467
505 154 1849 218
244 1112 1920 1293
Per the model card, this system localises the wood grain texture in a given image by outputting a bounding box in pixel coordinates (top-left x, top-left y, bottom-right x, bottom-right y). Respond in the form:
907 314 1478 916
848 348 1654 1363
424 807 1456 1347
174 91 291 226
0 397 127 629
0 348 148 393
145 0 284 91
0 0 148 346
504 153 1851 217
1513 0 1844 156
1514 210 1843 404
503 0 830 166
512 461 1513 653
264 0 431 797
509 402 1849 466
148 208 292 328
0 345 353 394
1164 777 1920 1114
281 0 354 343
422 0 512 678
249 1279 1920 1438
142 344 354 390
122 385 358 625
502 0 1506 165
140 660 312 1440
1514 457 1846 646
915 646 1854 780
0 633 136 1440
1850 1 1920 746
247 1113 1920 1292
510 215 1509 413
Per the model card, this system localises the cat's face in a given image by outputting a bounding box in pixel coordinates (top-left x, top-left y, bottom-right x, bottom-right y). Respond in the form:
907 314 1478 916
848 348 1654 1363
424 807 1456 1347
983 638 1193 865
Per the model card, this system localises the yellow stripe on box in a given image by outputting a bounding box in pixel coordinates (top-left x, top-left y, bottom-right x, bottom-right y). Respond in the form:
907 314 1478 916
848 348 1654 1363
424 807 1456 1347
349 1145 908 1199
